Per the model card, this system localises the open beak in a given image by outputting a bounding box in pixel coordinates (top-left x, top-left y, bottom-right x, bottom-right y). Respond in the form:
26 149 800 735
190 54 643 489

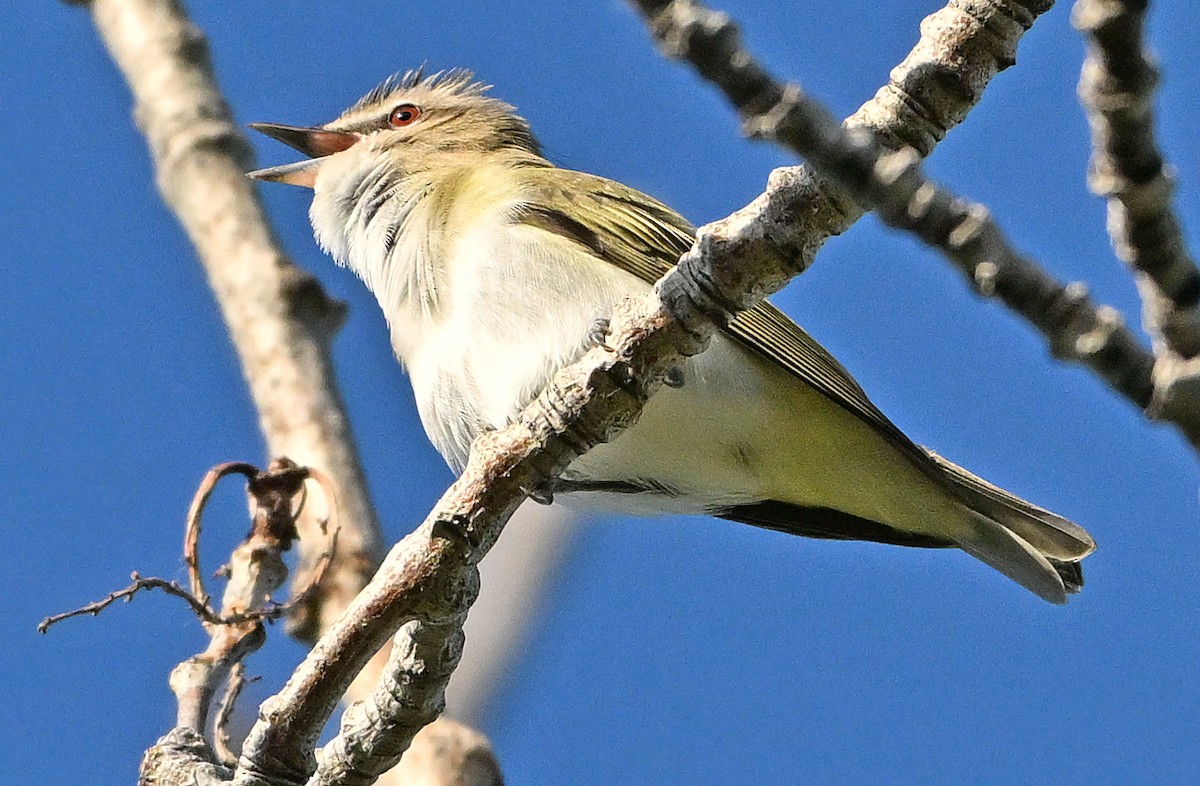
246 123 359 188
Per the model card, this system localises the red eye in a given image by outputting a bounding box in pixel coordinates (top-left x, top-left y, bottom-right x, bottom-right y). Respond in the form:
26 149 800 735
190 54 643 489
388 103 421 127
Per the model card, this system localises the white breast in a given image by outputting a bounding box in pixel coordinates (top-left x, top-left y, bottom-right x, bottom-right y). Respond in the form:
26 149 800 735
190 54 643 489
311 154 783 507
409 217 649 472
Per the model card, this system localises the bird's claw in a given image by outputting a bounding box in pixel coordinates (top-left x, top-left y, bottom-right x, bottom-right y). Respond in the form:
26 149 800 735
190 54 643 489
588 317 614 352
523 483 555 506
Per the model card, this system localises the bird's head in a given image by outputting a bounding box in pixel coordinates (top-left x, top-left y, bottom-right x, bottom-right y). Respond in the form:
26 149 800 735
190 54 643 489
247 68 541 188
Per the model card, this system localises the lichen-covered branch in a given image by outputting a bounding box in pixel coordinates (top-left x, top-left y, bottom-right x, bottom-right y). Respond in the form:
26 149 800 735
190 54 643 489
628 0 1200 445
1074 0 1200 357
308 621 470 785
141 728 234 786
229 250 718 785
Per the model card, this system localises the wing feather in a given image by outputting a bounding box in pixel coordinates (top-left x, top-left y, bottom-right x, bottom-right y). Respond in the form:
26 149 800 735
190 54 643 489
510 167 1090 591
512 166 929 466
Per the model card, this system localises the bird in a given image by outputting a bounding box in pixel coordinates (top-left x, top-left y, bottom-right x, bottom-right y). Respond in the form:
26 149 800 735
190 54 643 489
248 68 1094 603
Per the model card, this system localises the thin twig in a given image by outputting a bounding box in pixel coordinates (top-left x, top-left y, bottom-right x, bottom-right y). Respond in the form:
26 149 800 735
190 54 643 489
38 572 222 633
283 516 342 621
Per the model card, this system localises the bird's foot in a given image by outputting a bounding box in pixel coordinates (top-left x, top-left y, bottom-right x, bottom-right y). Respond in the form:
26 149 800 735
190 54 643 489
587 317 614 352
522 482 555 506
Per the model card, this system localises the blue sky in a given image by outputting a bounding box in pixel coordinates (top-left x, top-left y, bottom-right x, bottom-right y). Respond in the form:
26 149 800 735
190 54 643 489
5 1 1200 784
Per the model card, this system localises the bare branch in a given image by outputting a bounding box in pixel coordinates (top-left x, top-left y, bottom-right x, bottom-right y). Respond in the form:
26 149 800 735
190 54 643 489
309 620 466 784
83 458 312 785
627 0 1200 444
232 296 685 783
849 0 1055 154
80 0 384 644
629 0 1061 300
1074 0 1200 357
140 728 234 786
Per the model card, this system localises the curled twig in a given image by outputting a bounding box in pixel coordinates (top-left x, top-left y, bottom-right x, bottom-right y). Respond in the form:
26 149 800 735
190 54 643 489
186 462 259 603
39 459 341 634
171 457 340 736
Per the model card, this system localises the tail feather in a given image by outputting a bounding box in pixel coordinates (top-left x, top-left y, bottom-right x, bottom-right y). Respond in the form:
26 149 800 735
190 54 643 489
926 450 1095 561
1050 558 1085 594
958 512 1070 604
922 450 1093 603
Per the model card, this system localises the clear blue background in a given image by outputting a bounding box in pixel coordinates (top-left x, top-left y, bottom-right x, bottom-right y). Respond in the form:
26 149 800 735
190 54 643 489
5 2 1199 784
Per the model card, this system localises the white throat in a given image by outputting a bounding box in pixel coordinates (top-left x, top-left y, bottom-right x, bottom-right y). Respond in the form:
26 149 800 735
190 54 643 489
309 147 448 342
307 146 590 471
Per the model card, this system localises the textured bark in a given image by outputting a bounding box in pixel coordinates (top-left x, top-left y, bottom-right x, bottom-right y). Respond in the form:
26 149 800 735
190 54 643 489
1075 0 1200 354
1073 0 1200 430
632 0 1060 297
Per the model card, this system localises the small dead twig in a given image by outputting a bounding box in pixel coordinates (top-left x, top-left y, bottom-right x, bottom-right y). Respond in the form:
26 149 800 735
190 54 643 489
38 572 220 633
42 456 341 755
37 517 340 635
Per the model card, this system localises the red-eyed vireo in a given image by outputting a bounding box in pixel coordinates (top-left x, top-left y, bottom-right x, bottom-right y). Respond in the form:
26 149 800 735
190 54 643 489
249 69 1094 603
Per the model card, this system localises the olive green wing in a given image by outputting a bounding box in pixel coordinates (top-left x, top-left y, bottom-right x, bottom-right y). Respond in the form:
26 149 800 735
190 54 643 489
513 166 923 463
512 167 1095 563
513 167 692 286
